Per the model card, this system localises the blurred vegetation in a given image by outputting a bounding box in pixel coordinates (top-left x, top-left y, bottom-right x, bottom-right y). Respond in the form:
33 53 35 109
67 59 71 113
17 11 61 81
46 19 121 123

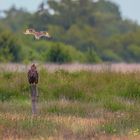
0 69 140 139
0 0 140 63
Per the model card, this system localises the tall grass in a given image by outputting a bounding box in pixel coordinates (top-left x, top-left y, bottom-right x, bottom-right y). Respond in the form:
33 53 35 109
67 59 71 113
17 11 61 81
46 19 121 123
0 69 140 139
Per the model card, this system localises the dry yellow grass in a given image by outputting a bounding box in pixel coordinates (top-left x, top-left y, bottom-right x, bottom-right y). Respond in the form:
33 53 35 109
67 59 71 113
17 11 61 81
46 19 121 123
0 112 140 140
0 112 102 140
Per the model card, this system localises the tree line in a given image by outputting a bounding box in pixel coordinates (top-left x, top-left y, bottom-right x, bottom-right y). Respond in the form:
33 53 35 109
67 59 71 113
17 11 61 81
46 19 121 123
0 0 140 63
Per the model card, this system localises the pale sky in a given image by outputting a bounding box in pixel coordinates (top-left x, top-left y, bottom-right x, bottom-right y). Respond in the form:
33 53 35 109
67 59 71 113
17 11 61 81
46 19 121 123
0 0 41 12
111 0 140 24
0 0 140 24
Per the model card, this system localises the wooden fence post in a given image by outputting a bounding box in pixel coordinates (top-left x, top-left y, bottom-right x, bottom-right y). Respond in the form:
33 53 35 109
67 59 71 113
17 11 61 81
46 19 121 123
30 84 38 115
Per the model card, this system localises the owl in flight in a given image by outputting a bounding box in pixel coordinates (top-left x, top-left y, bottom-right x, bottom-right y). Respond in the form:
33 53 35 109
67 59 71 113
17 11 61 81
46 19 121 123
24 28 51 40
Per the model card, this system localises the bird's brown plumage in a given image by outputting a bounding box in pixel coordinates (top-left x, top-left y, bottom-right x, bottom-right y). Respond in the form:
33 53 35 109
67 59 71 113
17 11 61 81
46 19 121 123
28 64 38 84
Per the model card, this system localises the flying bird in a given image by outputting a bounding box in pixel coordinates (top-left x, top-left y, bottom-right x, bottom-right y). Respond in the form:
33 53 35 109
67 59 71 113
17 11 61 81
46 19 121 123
24 28 51 40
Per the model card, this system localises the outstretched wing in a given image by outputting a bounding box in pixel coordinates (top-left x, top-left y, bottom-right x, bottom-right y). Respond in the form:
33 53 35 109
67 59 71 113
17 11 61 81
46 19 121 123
24 29 51 40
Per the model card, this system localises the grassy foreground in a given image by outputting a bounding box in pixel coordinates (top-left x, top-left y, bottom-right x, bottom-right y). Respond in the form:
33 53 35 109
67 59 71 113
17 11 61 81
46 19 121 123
0 69 140 140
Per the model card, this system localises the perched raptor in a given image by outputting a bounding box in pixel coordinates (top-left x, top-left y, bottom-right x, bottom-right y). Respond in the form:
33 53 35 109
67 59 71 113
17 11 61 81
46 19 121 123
28 64 38 84
24 28 51 40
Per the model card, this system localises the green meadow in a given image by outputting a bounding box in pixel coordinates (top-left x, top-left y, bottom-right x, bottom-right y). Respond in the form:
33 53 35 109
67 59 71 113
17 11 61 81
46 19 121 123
0 68 140 140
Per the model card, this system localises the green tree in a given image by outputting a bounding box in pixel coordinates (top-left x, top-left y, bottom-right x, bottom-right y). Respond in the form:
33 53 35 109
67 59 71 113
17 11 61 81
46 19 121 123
46 43 85 63
3 6 31 31
0 0 140 63
0 31 23 62
86 48 101 63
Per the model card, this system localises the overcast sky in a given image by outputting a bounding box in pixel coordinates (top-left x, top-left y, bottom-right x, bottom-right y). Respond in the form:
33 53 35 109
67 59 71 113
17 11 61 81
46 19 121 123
0 0 140 24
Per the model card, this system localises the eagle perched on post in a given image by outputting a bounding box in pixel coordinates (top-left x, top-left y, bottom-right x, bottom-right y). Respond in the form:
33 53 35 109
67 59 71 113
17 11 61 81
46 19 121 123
28 64 38 84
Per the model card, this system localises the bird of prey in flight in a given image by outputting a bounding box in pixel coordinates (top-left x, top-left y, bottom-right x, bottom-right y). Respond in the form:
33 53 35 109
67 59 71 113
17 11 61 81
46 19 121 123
24 28 51 40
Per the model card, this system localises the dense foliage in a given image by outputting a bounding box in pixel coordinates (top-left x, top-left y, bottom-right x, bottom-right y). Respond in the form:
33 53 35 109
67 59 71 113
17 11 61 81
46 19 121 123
0 0 140 63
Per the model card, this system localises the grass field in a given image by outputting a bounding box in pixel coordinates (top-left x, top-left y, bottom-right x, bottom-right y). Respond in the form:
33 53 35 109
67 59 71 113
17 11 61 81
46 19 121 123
0 65 140 140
